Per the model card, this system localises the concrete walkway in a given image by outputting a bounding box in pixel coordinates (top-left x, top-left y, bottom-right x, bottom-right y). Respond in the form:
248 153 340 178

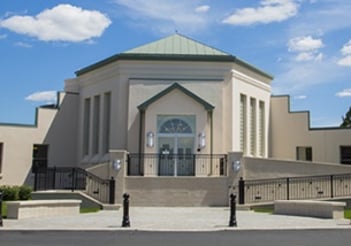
1 207 351 231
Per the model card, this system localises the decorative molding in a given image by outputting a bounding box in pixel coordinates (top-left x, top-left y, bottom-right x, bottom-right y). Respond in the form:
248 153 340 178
232 69 271 92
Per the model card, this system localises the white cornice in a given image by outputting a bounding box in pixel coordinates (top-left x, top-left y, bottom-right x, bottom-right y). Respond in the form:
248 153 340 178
231 69 271 92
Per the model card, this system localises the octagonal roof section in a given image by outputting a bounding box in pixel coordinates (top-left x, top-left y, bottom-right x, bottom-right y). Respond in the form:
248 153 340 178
124 33 230 56
75 33 273 80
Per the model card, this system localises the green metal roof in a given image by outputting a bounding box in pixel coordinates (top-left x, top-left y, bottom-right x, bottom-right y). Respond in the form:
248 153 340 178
75 33 273 80
138 83 214 112
124 33 230 56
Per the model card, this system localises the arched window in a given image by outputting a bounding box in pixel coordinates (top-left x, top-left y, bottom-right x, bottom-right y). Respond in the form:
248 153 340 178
159 118 193 134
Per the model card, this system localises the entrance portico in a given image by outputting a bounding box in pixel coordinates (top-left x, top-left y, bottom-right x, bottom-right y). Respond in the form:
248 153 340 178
134 82 217 177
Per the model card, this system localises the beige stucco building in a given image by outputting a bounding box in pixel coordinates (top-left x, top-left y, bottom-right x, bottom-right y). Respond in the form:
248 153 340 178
1 34 351 205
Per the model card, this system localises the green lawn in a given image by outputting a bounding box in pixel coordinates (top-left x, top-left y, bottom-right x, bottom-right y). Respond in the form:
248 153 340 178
344 209 351 219
80 207 100 213
1 202 7 218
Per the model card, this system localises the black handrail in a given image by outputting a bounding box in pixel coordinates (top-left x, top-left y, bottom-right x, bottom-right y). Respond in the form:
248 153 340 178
127 153 228 176
238 173 351 204
34 167 115 204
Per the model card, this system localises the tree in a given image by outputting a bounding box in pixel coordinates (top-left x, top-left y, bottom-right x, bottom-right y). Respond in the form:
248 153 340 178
340 106 351 128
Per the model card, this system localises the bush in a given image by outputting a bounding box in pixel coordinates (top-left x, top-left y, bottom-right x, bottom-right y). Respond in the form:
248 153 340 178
0 186 19 201
19 185 32 200
0 185 32 201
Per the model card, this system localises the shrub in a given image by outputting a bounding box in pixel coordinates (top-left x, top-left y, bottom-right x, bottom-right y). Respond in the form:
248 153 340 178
0 185 32 201
19 186 32 200
0 186 19 201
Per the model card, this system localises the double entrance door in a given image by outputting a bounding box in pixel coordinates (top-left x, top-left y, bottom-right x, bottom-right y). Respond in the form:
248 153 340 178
158 135 195 176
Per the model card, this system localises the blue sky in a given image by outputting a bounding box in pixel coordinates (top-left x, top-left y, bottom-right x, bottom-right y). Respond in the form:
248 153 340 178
0 0 350 127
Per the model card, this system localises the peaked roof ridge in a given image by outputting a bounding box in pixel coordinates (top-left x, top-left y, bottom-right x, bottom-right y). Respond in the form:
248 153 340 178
174 32 233 56
172 33 232 56
138 82 214 112
123 33 231 56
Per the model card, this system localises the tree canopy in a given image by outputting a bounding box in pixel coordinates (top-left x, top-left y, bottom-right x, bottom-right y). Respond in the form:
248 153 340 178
340 106 351 128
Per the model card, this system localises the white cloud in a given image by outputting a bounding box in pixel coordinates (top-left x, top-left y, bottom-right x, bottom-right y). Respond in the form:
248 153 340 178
338 56 351 66
288 36 323 52
294 95 307 99
288 36 324 62
336 88 351 97
14 42 32 48
272 58 346 94
295 52 314 61
288 1 351 37
115 0 211 34
222 0 299 25
25 91 57 103
314 53 323 62
195 5 210 13
337 40 351 66
341 40 351 55
0 4 111 42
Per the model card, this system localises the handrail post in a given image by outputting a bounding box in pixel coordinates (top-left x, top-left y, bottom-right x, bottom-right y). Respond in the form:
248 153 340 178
229 194 237 227
109 177 116 204
287 178 290 200
52 166 56 189
330 175 334 198
0 192 3 227
127 154 131 176
238 177 245 205
34 168 38 191
71 168 76 192
122 193 131 227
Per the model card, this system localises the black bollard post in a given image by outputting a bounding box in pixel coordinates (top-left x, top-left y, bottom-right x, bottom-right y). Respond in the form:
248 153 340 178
229 193 237 227
122 193 130 227
109 177 116 205
0 192 3 227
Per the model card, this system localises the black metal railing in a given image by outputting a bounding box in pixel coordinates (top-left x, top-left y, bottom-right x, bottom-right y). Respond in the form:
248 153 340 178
127 153 228 176
237 173 351 204
34 167 115 204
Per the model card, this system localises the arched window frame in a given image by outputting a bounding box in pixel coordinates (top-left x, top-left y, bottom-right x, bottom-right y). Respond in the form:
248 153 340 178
157 115 195 136
159 118 193 134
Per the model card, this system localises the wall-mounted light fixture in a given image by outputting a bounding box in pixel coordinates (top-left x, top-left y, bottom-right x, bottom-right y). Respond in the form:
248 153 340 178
146 131 154 148
198 132 206 149
112 159 121 171
232 160 241 172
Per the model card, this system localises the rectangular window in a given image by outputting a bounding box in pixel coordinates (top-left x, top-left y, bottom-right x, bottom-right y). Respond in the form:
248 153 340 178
32 144 49 172
296 146 313 161
258 101 265 156
0 143 3 173
93 95 101 154
340 146 351 164
240 94 247 154
102 92 111 154
83 98 91 156
250 98 256 156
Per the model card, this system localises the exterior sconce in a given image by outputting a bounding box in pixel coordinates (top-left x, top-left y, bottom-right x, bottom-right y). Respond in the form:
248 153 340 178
198 132 206 149
232 160 241 172
112 159 121 171
146 131 154 148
